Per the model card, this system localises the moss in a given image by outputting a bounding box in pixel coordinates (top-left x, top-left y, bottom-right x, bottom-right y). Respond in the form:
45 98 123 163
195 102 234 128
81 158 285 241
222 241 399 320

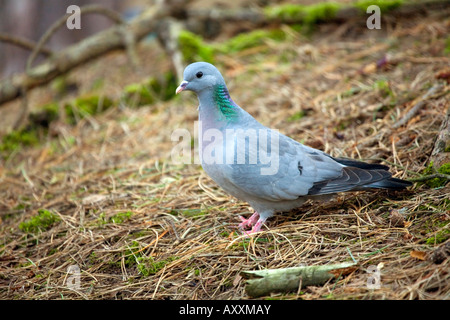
422 162 450 188
96 212 108 226
444 36 450 55
264 2 342 27
148 72 178 101
0 128 40 153
28 103 59 128
264 4 305 21
51 76 79 97
287 111 306 122
265 0 403 26
0 102 62 155
119 240 179 276
170 208 208 218
178 30 215 64
19 209 60 234
64 95 114 124
425 228 449 245
122 72 177 107
221 29 287 52
136 256 178 276
110 211 133 224
123 241 140 267
354 0 404 13
123 83 154 106
374 79 394 98
96 211 133 225
425 221 449 245
303 2 341 25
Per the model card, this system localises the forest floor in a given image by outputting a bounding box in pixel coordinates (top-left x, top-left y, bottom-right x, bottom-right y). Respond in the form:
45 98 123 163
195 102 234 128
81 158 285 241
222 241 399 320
0 2 449 299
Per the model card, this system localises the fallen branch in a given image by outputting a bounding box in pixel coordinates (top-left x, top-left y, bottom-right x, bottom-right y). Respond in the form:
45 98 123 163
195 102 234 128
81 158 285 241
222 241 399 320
409 173 450 183
11 5 127 129
0 33 53 56
393 83 445 129
240 262 357 298
26 5 125 75
429 103 450 167
0 0 448 108
185 0 450 36
0 1 188 106
156 17 185 83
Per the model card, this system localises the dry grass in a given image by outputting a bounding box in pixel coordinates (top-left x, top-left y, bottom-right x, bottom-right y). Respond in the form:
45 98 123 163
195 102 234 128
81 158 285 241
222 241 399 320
0 6 449 300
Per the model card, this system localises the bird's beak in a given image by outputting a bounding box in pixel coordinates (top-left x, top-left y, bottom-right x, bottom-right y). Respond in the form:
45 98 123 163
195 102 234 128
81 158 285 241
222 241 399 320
176 80 189 94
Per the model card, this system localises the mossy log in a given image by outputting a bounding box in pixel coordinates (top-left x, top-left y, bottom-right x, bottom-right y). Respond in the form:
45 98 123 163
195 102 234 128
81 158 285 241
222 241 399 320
430 104 450 168
241 262 357 298
0 1 188 106
1 0 449 107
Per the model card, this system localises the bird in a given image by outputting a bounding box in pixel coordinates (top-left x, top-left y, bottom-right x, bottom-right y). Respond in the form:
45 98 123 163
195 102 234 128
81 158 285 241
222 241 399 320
175 62 412 235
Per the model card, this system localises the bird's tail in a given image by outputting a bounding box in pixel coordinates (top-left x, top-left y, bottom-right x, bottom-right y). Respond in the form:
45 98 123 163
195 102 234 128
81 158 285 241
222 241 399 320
333 157 412 190
365 177 412 190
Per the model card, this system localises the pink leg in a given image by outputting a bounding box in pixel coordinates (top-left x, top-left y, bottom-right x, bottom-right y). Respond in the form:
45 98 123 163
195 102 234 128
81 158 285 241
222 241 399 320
245 217 266 235
239 212 267 235
238 212 260 229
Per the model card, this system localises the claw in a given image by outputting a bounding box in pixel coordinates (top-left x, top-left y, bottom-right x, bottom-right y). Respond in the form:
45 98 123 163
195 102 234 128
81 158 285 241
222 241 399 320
238 212 266 236
238 212 260 230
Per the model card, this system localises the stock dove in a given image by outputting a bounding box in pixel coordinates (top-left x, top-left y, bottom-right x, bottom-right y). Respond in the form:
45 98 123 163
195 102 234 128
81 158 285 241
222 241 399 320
176 62 411 234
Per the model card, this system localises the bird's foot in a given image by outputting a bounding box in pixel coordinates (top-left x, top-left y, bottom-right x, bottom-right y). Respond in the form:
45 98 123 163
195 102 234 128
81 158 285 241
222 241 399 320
238 212 260 230
243 219 264 236
239 213 267 236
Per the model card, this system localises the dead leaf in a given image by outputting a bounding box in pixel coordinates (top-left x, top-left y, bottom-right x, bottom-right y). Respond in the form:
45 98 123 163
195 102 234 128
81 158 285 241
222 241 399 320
328 266 358 278
390 210 406 227
361 62 377 75
410 250 427 261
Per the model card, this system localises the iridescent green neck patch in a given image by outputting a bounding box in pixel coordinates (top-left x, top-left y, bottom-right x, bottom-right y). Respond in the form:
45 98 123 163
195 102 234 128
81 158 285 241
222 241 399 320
213 85 238 121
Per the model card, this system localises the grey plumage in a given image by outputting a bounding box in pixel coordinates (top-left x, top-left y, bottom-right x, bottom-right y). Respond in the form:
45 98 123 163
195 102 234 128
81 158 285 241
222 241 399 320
176 62 412 234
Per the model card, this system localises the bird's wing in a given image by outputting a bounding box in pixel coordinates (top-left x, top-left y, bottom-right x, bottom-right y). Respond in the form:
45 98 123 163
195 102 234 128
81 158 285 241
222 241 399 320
225 129 393 201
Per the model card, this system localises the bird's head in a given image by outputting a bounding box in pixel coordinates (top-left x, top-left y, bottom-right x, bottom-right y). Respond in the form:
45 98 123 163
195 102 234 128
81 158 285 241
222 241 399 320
175 62 225 95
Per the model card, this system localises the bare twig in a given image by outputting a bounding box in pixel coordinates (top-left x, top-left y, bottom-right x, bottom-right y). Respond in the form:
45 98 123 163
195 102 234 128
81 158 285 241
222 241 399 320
409 173 450 183
393 83 445 129
0 32 53 56
0 3 176 106
430 103 450 165
156 18 185 82
26 4 125 74
241 262 357 298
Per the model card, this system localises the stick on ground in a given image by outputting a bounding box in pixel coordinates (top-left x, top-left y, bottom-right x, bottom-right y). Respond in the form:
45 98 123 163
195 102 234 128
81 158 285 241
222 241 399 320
241 262 357 298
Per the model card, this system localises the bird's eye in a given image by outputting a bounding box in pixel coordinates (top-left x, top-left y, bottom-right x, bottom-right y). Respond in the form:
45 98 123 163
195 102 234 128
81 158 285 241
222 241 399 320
196 71 203 78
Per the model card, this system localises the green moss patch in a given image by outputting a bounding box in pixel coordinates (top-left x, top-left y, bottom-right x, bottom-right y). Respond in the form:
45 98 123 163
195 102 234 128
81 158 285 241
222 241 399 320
178 30 215 64
264 2 342 26
287 111 306 122
354 0 403 13
122 72 177 107
110 211 133 224
422 162 450 188
221 29 287 53
136 256 178 276
169 208 208 219
19 209 60 234
65 95 114 124
0 128 40 154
